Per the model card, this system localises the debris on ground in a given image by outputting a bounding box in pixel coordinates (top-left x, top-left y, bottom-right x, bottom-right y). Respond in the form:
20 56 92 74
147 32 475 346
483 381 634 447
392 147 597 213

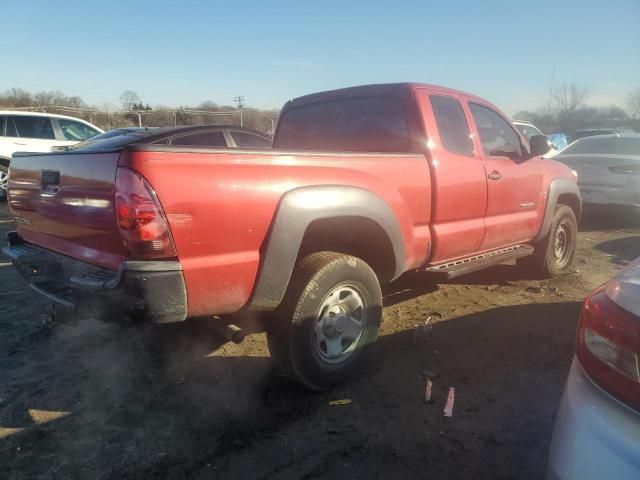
328 399 352 406
443 387 455 417
526 285 561 294
411 316 433 345
424 378 433 403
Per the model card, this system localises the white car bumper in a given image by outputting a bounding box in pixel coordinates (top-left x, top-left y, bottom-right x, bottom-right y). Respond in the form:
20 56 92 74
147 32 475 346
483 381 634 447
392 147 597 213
547 358 640 480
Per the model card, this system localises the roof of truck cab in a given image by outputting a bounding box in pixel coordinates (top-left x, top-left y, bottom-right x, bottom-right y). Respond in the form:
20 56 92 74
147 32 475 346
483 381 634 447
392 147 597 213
284 82 491 108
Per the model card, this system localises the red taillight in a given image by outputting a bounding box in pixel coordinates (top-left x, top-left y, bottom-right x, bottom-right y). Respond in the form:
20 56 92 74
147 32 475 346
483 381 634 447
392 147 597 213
577 289 640 410
115 168 177 259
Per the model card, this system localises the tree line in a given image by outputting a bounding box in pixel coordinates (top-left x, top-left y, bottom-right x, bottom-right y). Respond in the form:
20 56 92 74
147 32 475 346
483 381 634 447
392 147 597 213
514 83 640 135
1 84 639 137
0 88 279 134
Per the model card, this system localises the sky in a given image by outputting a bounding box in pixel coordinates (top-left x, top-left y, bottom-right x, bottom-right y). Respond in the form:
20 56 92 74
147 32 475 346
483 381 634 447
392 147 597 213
1 0 639 115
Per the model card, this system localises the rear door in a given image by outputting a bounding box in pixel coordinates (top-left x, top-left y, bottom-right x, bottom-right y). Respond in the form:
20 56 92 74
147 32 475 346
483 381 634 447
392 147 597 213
6 115 60 153
467 102 544 250
414 89 487 262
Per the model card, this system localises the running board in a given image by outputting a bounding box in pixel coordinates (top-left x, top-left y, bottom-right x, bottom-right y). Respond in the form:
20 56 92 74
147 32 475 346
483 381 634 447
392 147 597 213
425 244 534 279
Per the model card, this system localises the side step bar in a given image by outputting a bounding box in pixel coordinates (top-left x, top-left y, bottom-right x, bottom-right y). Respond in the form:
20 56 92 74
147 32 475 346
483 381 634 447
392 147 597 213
426 244 534 279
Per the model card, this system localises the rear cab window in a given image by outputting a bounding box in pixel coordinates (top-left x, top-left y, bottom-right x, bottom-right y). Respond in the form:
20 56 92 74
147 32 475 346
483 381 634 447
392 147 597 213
562 136 640 156
274 96 411 152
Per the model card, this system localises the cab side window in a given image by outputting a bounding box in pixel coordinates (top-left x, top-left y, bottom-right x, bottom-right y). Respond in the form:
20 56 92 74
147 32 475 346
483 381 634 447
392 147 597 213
170 130 227 147
10 116 56 139
430 95 474 155
5 117 18 137
58 119 100 141
469 103 522 159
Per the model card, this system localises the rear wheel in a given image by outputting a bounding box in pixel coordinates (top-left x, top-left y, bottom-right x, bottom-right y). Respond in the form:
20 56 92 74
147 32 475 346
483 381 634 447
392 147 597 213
0 164 8 202
518 205 578 278
267 252 382 390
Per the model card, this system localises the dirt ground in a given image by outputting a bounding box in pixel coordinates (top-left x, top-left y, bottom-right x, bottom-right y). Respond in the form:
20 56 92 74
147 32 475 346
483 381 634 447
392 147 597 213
1 202 639 480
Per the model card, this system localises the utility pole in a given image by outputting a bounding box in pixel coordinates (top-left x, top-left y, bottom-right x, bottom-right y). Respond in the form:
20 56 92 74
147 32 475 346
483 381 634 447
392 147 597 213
234 95 245 127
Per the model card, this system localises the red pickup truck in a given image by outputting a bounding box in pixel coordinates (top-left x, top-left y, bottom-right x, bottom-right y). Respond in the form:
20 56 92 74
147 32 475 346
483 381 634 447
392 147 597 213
3 83 580 389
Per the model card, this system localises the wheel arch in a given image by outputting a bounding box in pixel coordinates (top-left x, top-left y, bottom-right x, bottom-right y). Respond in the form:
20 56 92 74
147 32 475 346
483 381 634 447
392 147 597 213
0 156 10 167
247 185 405 311
534 178 582 243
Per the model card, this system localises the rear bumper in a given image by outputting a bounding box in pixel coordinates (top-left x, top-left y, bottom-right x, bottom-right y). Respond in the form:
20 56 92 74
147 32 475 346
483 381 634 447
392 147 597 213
547 358 640 480
580 183 640 211
2 232 187 323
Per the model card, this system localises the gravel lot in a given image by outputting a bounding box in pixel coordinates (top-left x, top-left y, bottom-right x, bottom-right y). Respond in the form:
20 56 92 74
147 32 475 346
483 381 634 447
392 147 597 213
1 202 639 479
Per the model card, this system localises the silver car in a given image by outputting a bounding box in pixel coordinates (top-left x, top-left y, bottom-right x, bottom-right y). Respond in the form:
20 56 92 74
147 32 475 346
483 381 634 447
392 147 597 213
547 257 640 479
555 134 640 213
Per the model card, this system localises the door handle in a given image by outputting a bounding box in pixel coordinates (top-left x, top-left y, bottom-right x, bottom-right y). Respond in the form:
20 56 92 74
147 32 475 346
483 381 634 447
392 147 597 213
487 170 502 181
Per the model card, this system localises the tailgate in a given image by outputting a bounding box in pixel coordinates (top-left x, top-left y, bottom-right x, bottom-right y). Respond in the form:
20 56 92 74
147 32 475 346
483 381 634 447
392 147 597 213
7 151 125 270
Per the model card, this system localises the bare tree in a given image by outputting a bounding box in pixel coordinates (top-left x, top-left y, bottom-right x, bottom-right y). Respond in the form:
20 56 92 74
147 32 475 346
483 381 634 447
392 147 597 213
2 88 33 107
628 87 640 119
552 83 589 133
119 90 141 111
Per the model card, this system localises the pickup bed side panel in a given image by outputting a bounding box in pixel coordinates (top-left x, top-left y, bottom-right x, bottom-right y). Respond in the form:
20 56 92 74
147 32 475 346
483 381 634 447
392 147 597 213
120 149 431 316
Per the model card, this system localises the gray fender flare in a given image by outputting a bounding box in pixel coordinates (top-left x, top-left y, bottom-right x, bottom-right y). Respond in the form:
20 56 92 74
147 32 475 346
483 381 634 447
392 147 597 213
248 185 405 311
533 178 582 243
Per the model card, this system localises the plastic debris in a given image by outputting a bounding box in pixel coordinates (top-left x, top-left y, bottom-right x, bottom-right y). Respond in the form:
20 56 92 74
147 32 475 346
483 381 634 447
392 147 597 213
443 387 455 417
421 370 439 403
424 378 433 403
328 399 352 406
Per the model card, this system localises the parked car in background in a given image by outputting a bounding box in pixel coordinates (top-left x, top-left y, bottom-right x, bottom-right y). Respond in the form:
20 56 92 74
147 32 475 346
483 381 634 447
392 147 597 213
0 111 103 199
554 134 640 214
547 256 640 480
3 83 580 390
61 125 272 152
571 127 636 143
513 120 567 157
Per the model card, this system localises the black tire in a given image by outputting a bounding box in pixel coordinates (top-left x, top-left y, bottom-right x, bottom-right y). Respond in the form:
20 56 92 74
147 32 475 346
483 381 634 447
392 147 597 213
518 205 578 278
267 252 382 390
0 163 8 202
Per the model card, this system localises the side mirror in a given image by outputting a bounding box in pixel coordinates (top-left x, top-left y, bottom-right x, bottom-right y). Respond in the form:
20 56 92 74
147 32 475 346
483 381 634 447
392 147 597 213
529 134 551 157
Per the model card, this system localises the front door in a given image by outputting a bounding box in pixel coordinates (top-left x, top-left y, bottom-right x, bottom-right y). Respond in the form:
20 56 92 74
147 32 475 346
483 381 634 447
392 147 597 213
467 102 544 251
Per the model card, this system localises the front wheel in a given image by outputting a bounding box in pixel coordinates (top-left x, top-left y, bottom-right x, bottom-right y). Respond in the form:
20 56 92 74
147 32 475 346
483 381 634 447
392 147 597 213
518 205 578 278
267 252 382 390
